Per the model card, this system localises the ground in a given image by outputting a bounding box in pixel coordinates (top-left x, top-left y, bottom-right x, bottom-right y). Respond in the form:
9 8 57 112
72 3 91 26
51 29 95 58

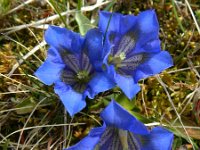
0 0 200 149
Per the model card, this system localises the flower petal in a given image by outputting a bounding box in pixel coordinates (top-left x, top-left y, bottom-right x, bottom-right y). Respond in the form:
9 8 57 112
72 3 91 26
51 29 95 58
140 127 174 150
61 52 80 73
54 82 86 116
84 29 104 59
134 51 173 82
99 11 137 37
99 11 121 34
34 59 65 85
88 73 115 96
45 25 83 53
119 14 137 35
115 74 140 99
84 29 105 71
65 125 106 150
100 100 149 135
133 39 161 55
97 127 123 150
135 10 159 45
46 47 62 62
141 39 161 53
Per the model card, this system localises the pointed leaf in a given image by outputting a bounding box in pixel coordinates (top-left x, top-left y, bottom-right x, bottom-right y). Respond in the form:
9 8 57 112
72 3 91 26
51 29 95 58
75 12 94 35
16 98 36 114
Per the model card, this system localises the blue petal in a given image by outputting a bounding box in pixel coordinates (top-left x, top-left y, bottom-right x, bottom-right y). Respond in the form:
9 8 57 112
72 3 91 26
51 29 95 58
88 73 115 95
84 29 104 59
100 100 149 135
140 127 174 150
47 47 63 63
99 11 137 36
137 10 159 34
119 14 137 35
133 39 161 55
61 52 81 73
97 127 123 150
84 29 105 71
135 10 159 46
34 59 65 85
65 125 106 150
45 25 84 53
134 51 173 82
99 11 121 34
54 82 86 116
141 39 161 53
115 74 140 99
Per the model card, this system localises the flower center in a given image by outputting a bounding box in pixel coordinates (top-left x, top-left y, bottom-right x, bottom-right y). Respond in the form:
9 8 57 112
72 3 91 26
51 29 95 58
95 127 141 150
108 52 144 75
108 31 145 75
60 51 94 93
76 70 90 83
108 52 126 65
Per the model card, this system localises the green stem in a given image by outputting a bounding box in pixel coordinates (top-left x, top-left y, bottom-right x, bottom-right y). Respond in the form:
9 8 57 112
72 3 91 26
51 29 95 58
77 0 82 10
171 0 185 33
49 0 67 28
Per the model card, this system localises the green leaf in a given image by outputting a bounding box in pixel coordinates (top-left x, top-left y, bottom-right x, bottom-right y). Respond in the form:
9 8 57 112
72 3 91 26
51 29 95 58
16 98 36 114
0 0 11 16
49 0 67 28
130 111 152 124
167 117 199 149
116 93 153 123
103 1 115 11
172 137 183 150
75 11 94 35
3 139 10 150
115 94 136 111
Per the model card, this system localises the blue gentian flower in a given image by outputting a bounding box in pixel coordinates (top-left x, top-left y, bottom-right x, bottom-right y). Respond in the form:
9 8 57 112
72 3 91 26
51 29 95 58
98 10 173 99
35 26 115 116
65 100 174 150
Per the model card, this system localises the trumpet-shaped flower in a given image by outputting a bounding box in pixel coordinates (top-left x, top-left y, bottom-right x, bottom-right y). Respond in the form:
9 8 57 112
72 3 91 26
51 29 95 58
35 26 115 116
65 100 174 150
99 10 173 99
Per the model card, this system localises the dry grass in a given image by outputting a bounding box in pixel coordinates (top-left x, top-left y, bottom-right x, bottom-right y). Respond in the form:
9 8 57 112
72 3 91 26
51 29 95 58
0 0 200 149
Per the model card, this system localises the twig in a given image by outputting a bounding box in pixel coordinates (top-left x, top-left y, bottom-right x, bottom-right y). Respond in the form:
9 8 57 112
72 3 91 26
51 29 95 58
63 109 67 149
172 126 200 129
0 123 85 144
66 117 74 149
185 0 200 34
141 80 149 117
144 122 164 126
30 127 53 150
173 89 197 123
167 65 200 74
0 104 48 114
5 0 35 15
0 1 111 33
49 136 62 149
0 73 48 94
171 0 185 32
156 75 195 149
187 56 200 79
22 112 51 150
0 90 30 95
16 97 47 150
8 40 46 77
